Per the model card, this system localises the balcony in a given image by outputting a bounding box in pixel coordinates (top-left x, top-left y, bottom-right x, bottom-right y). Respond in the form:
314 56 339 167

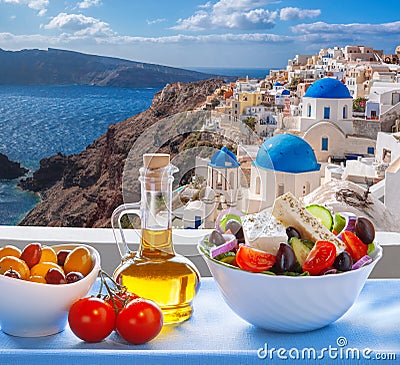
0 226 399 278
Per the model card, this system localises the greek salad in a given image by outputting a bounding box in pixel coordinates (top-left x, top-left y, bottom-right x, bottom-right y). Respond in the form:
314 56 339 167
201 192 378 276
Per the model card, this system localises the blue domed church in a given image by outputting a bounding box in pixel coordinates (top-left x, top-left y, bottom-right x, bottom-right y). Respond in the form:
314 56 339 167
295 78 375 162
301 78 353 134
247 134 321 212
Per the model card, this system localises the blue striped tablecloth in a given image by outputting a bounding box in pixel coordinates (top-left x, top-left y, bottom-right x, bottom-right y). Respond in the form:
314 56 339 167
0 278 399 365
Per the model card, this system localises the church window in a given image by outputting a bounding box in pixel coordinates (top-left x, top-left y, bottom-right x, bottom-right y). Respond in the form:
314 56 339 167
255 176 261 195
303 182 310 196
343 105 348 119
307 104 312 117
323 107 330 119
321 137 329 151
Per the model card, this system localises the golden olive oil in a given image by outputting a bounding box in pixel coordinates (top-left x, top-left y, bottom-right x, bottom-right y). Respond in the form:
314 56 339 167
114 229 200 324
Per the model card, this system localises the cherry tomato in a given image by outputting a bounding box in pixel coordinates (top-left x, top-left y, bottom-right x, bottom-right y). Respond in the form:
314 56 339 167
68 297 116 342
106 291 139 314
235 245 276 273
302 241 336 276
116 298 163 345
341 231 368 262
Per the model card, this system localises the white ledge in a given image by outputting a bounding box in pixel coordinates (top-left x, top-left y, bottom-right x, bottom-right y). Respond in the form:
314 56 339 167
0 226 399 278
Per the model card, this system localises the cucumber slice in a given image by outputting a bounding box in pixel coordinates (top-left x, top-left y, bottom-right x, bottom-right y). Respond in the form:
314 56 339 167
306 204 333 231
291 237 312 266
214 251 236 265
217 213 242 232
367 242 375 256
333 213 346 234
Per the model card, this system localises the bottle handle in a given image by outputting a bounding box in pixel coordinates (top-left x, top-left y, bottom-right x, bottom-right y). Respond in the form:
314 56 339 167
111 202 141 259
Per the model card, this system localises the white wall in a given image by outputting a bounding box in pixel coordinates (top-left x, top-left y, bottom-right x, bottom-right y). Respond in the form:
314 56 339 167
301 97 353 134
304 122 376 162
375 132 400 164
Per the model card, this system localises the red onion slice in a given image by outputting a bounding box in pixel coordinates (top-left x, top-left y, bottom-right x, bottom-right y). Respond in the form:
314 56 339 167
337 214 357 240
352 255 372 270
210 234 238 258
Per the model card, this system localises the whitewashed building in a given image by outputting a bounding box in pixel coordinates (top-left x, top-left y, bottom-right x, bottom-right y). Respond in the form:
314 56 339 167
365 82 400 120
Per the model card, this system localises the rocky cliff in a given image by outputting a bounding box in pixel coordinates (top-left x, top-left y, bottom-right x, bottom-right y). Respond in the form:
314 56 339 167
19 78 225 227
0 48 226 88
0 153 28 179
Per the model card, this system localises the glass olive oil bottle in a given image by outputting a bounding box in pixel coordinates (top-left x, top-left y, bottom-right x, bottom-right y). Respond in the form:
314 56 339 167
112 154 200 324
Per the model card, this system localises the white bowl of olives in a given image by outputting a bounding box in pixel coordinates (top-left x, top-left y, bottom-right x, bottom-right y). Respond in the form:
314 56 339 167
0 243 100 337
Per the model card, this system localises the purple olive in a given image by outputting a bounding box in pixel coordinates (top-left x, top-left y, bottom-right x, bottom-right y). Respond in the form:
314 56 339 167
4 268 21 279
355 217 375 245
57 250 70 266
209 230 226 246
333 251 353 272
275 243 296 273
66 271 84 284
225 220 245 244
286 226 301 240
45 268 67 284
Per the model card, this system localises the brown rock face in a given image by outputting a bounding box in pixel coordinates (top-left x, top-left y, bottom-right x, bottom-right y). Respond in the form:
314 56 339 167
19 79 225 227
0 153 28 180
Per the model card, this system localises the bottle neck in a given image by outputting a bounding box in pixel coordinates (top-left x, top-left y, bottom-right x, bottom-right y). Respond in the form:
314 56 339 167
139 228 174 258
138 166 175 257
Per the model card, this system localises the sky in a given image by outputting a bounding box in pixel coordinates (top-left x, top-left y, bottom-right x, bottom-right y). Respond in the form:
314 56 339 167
0 0 399 69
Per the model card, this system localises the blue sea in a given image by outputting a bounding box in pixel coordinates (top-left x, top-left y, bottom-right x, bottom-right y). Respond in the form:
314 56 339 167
0 85 158 225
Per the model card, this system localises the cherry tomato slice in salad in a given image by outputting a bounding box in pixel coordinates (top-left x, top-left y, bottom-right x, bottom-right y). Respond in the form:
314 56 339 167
302 241 336 276
341 231 368 262
235 245 276 273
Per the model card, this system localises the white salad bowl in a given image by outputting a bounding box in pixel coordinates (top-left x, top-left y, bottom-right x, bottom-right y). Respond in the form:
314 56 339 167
199 239 382 333
0 244 100 337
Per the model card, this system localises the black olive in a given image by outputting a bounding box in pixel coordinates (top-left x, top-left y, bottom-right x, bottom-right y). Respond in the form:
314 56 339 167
275 242 296 273
333 252 353 272
225 220 245 244
355 217 375 245
209 230 226 246
286 226 301 240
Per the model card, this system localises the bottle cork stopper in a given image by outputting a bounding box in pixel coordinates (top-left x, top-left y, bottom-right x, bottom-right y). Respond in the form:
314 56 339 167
143 153 170 170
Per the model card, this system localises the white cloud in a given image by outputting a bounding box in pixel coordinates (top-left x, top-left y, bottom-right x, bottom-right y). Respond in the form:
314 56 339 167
44 13 114 37
198 1 212 9
172 0 277 31
99 32 292 45
76 0 101 9
0 30 292 47
213 0 272 13
280 7 321 21
291 21 400 35
146 18 166 25
0 0 48 16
